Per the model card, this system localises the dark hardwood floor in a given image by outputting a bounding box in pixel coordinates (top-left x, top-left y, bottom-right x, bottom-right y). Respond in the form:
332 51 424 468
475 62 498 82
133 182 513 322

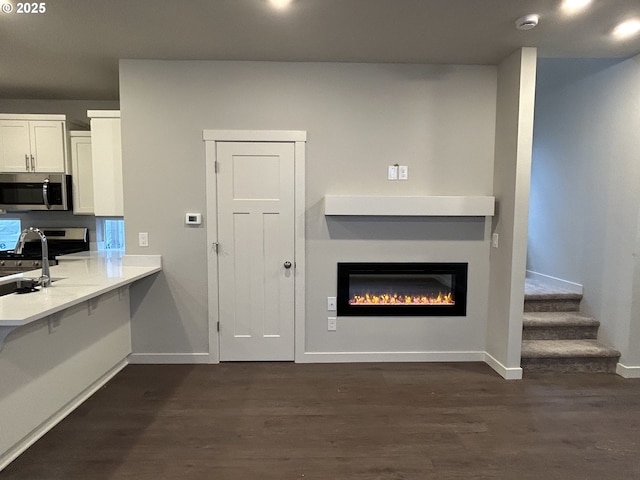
2 362 640 479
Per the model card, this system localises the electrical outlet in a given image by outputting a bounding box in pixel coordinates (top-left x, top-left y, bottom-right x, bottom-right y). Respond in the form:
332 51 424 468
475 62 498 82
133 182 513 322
138 232 149 247
398 165 408 180
327 296 337 311
328 317 337 331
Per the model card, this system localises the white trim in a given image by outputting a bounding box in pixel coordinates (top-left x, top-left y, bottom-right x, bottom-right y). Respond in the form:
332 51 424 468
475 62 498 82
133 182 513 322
127 353 213 364
294 140 306 363
69 130 91 138
484 352 523 380
203 130 307 142
87 110 120 118
204 130 306 363
526 270 583 295
300 351 485 363
0 113 66 121
0 359 127 472
205 139 220 363
616 363 640 378
324 195 495 217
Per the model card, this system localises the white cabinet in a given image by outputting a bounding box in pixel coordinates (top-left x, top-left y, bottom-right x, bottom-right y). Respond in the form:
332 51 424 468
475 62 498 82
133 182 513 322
70 131 94 215
0 115 69 173
88 110 123 217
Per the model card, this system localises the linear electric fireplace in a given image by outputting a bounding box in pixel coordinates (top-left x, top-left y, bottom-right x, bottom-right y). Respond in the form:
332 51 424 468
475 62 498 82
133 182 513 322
337 262 468 316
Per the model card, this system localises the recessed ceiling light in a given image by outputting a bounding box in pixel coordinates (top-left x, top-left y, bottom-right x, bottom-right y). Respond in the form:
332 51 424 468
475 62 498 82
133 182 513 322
612 19 640 39
561 0 592 14
269 0 293 10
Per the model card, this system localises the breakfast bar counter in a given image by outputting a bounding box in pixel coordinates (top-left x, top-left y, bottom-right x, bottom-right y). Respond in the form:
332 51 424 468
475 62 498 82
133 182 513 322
0 252 162 472
0 252 161 327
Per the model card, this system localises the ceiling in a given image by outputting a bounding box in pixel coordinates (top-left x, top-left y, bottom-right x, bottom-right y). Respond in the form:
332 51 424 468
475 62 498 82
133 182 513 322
1 0 640 100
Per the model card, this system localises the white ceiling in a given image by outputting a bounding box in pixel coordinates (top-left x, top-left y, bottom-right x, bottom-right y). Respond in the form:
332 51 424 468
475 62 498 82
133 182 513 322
1 0 640 100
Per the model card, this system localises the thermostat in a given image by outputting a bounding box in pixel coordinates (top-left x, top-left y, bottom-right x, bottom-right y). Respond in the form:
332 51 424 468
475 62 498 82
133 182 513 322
185 213 202 225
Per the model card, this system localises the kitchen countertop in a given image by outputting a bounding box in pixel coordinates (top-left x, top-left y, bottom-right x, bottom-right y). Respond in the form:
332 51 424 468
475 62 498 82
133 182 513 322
0 251 161 327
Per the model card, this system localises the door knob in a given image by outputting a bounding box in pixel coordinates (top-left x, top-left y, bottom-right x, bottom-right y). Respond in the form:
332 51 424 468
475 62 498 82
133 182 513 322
284 261 292 269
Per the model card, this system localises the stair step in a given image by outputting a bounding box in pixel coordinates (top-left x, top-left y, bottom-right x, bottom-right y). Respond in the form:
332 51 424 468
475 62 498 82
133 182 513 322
524 293 582 312
521 339 621 373
522 312 599 340
524 278 582 312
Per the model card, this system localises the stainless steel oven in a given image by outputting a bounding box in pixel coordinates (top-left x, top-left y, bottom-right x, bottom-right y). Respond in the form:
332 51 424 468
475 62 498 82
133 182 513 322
0 227 89 277
0 173 72 211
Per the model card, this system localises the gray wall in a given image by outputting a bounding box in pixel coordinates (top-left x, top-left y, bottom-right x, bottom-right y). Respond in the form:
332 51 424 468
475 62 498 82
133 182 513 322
119 60 498 359
486 48 537 376
0 99 119 125
529 55 640 365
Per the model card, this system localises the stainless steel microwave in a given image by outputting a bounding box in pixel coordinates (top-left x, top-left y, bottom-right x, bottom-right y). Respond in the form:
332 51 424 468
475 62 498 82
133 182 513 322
0 173 72 211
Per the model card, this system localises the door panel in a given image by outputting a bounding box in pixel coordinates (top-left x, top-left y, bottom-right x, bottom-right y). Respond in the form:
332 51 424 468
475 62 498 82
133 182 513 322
30 121 65 172
217 142 295 361
0 121 30 172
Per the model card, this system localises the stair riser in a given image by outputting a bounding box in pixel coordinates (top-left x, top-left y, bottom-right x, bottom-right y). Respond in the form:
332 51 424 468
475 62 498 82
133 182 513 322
522 326 599 340
521 357 619 374
524 299 581 312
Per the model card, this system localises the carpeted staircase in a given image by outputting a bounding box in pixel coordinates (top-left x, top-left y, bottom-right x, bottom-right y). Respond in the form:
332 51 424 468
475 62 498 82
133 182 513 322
521 278 621 374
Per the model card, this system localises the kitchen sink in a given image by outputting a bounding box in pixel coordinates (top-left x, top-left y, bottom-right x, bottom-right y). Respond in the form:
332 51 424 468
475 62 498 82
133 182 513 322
0 278 60 297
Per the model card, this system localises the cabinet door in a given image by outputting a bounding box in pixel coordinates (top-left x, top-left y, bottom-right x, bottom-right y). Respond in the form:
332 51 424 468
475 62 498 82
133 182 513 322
91 117 123 216
30 121 66 172
71 135 94 215
0 120 31 172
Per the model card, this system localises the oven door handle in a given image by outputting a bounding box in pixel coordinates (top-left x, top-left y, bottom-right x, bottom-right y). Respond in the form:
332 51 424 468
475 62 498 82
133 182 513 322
42 178 51 210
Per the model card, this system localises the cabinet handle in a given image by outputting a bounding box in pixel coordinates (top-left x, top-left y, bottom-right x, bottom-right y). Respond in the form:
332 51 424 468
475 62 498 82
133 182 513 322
25 154 29 171
30 155 35 172
42 178 50 209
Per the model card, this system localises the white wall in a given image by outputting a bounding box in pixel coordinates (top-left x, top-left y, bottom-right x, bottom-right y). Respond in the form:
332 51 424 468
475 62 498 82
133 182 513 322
529 55 640 368
486 48 538 378
119 60 498 361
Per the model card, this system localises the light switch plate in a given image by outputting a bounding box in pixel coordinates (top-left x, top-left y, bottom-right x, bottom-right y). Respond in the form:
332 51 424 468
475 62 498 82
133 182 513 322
398 165 408 180
492 233 499 248
327 296 337 311
388 165 398 180
138 232 149 247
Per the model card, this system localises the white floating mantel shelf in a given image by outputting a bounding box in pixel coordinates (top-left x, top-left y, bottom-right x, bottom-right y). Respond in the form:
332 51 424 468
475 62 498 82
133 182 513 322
324 195 495 217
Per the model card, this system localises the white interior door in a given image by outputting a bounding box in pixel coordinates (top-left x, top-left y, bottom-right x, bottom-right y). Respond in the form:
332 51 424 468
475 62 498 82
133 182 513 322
217 141 295 361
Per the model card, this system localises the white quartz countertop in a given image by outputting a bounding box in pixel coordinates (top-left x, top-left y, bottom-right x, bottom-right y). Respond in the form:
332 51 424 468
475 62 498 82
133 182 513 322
0 252 161 326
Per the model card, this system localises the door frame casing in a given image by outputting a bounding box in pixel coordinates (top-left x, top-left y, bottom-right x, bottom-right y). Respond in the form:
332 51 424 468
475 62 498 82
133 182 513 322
203 130 307 363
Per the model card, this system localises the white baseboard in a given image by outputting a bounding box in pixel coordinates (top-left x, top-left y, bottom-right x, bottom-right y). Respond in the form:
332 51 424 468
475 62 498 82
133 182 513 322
0 359 128 472
616 363 640 378
483 352 523 380
127 352 213 364
300 351 485 363
526 270 583 295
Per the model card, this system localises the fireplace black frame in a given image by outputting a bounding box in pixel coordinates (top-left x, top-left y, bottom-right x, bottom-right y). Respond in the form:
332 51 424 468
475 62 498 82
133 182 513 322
337 262 468 317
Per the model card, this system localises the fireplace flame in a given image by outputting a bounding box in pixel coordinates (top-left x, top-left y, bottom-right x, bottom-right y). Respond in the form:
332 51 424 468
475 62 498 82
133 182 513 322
349 292 454 305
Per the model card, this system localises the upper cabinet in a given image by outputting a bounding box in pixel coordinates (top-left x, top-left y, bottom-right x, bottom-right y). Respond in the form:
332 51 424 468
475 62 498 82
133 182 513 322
0 114 81 173
88 110 123 217
70 131 94 215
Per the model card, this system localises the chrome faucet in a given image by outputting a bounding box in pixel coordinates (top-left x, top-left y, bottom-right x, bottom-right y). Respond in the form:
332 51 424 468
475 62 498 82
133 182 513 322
15 227 51 287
